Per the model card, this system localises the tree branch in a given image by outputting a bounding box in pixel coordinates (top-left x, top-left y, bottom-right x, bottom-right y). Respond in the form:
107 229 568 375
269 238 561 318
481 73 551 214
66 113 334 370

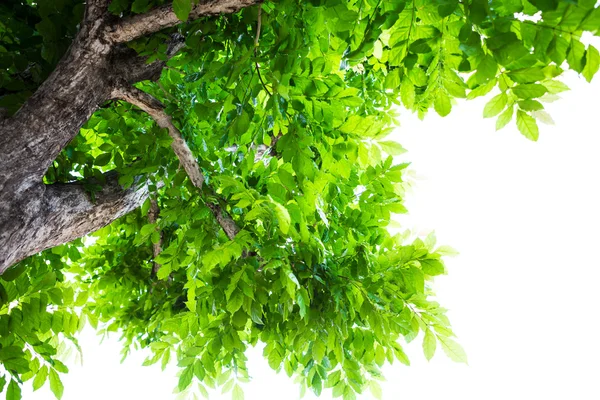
106 0 262 44
112 85 205 189
147 198 163 276
111 85 240 240
85 0 111 21
207 201 240 240
0 173 149 274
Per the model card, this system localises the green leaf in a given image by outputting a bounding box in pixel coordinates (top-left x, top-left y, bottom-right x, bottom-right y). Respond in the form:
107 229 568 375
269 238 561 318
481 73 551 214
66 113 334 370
496 105 514 131
6 380 21 400
423 329 436 361
542 80 569 94
378 141 406 155
272 202 291 234
173 0 192 21
296 289 309 319
433 91 452 117
420 259 445 276
567 39 586 73
369 381 383 400
49 369 64 400
226 291 244 314
517 100 543 111
483 93 508 118
516 110 539 141
312 340 326 362
178 366 194 391
507 67 546 83
467 79 497 100
512 84 547 99
400 81 415 108
94 152 112 167
33 366 48 391
583 45 600 83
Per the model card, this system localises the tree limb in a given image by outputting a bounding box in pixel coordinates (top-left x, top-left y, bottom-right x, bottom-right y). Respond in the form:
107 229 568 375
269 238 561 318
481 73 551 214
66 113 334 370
85 0 111 21
112 85 205 189
207 201 240 240
111 85 240 240
0 173 149 274
106 0 262 44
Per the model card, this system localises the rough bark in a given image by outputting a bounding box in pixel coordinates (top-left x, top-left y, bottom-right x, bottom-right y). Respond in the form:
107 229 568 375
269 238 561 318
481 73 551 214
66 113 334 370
0 0 259 274
107 0 260 43
0 173 149 272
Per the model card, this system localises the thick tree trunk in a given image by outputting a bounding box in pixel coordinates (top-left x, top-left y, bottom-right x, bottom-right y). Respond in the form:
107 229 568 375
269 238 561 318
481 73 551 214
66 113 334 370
0 0 259 274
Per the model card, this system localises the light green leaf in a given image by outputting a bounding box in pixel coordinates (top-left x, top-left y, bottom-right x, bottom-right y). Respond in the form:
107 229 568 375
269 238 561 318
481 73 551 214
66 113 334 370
439 337 468 364
496 105 514 131
433 91 452 117
272 202 291 234
312 340 326 362
378 141 406 155
542 80 569 94
516 110 539 141
423 329 436 360
178 366 194 391
33 366 48 391
369 381 383 400
420 258 445 276
532 110 555 125
232 384 244 400
400 81 416 108
49 369 64 400
483 93 508 118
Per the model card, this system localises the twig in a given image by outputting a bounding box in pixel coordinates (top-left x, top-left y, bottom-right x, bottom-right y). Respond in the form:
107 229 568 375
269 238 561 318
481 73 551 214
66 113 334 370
253 5 272 96
147 198 163 276
254 6 263 49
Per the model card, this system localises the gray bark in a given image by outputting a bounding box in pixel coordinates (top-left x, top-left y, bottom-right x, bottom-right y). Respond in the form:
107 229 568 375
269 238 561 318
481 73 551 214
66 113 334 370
1 174 149 271
0 0 260 274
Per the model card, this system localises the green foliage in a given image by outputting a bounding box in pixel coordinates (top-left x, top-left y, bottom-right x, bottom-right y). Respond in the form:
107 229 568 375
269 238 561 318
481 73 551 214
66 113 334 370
1 0 599 399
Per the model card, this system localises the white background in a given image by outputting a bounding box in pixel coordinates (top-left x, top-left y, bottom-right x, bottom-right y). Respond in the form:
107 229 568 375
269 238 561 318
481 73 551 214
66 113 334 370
22 69 600 399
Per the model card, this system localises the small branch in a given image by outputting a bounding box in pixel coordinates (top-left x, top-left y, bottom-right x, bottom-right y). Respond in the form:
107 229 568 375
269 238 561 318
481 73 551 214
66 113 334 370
253 7 272 96
147 198 163 276
112 85 241 241
269 134 282 157
107 0 262 44
255 64 272 96
112 85 205 189
207 201 240 240
254 6 262 49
